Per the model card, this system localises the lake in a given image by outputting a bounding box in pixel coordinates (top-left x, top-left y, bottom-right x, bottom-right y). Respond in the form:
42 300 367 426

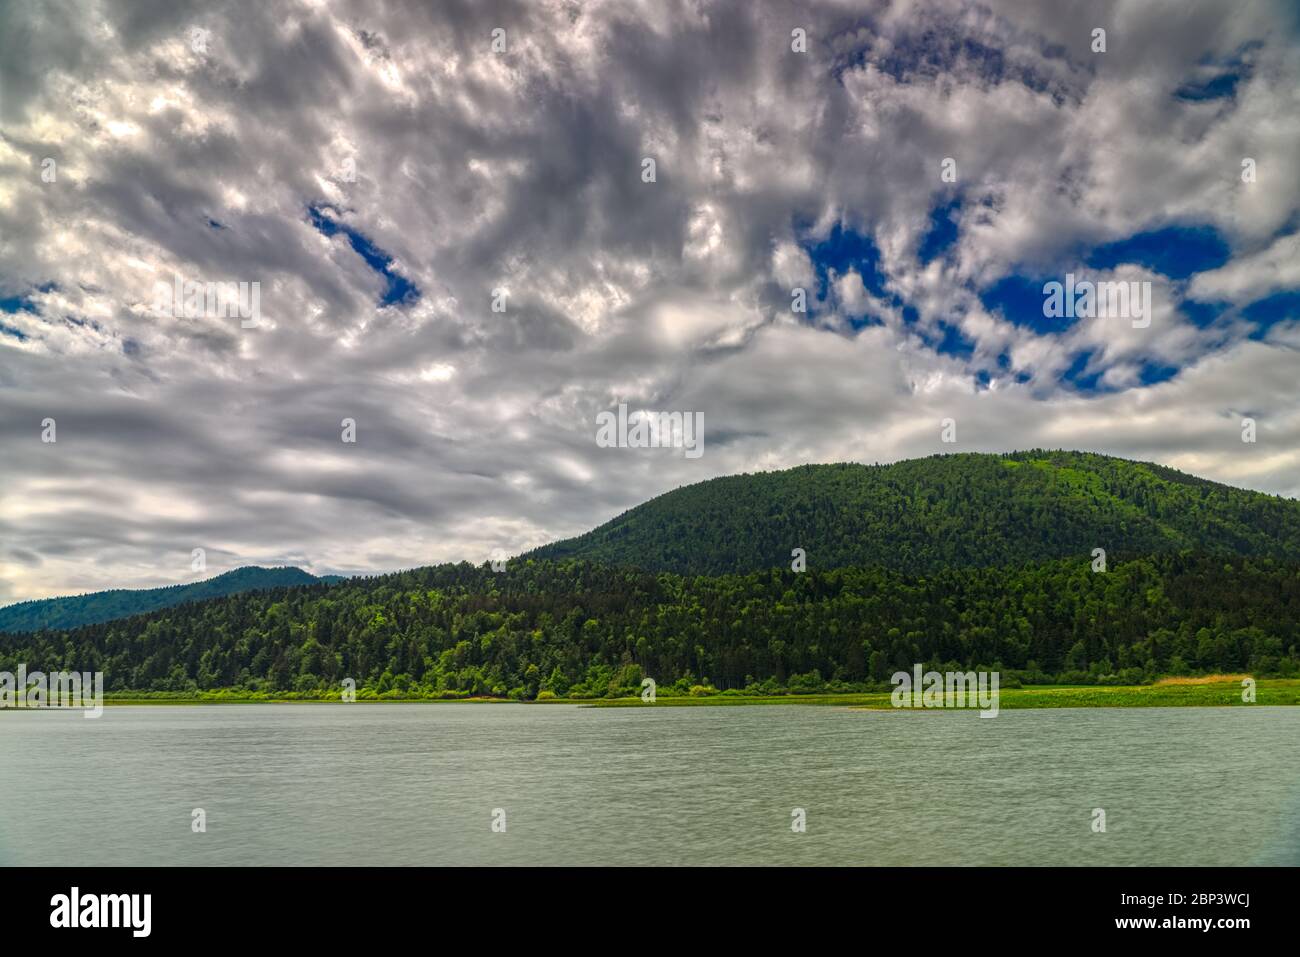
1 704 1297 866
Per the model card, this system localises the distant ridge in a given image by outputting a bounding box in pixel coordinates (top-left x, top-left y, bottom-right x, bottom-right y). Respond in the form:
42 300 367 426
526 450 1300 574
0 565 327 633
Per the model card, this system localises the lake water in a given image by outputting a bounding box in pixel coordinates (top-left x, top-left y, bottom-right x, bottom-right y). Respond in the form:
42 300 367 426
1 704 1297 866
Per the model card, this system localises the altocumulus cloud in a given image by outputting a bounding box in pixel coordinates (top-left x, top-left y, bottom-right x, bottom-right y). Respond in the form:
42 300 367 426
1 0 1299 602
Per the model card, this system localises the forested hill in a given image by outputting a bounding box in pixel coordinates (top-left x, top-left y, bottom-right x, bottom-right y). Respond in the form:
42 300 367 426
5 451 1300 696
0 566 324 633
3 556 1298 696
526 451 1300 575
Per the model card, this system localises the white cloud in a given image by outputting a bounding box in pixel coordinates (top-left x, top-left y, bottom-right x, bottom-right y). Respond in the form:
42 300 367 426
1189 232 1300 303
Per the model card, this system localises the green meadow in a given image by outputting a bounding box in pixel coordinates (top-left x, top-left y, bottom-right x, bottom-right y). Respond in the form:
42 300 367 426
589 678 1300 709
64 677 1300 709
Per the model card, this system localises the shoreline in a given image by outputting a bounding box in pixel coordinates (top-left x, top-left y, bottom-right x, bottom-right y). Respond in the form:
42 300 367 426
5 678 1297 709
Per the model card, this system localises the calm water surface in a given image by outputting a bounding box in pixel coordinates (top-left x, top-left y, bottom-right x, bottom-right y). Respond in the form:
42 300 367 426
1 704 1296 865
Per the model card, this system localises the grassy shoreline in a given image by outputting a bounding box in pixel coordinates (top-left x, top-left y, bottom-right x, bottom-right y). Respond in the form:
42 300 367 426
590 679 1300 709
9 678 1294 709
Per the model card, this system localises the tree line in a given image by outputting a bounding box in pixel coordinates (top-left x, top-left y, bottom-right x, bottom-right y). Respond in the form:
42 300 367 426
3 553 1297 698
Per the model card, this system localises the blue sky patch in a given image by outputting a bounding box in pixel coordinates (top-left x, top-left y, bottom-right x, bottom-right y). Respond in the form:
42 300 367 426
1085 225 1229 279
0 294 37 314
1061 349 1102 392
979 274 1056 332
805 223 888 301
1175 72 1241 101
1177 41 1260 102
1181 299 1228 328
918 198 961 264
1242 290 1300 337
1139 362 1180 386
933 320 974 359
309 205 420 307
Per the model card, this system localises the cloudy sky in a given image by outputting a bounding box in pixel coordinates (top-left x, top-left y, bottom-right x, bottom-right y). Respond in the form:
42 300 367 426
2 0 1299 603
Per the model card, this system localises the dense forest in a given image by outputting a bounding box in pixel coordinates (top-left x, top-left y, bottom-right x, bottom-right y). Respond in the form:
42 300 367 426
0 565 326 633
527 451 1300 574
3 554 1298 698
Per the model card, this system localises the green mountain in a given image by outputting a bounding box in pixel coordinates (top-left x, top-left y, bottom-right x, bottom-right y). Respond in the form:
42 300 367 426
0 565 325 633
4 451 1299 695
527 450 1300 574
